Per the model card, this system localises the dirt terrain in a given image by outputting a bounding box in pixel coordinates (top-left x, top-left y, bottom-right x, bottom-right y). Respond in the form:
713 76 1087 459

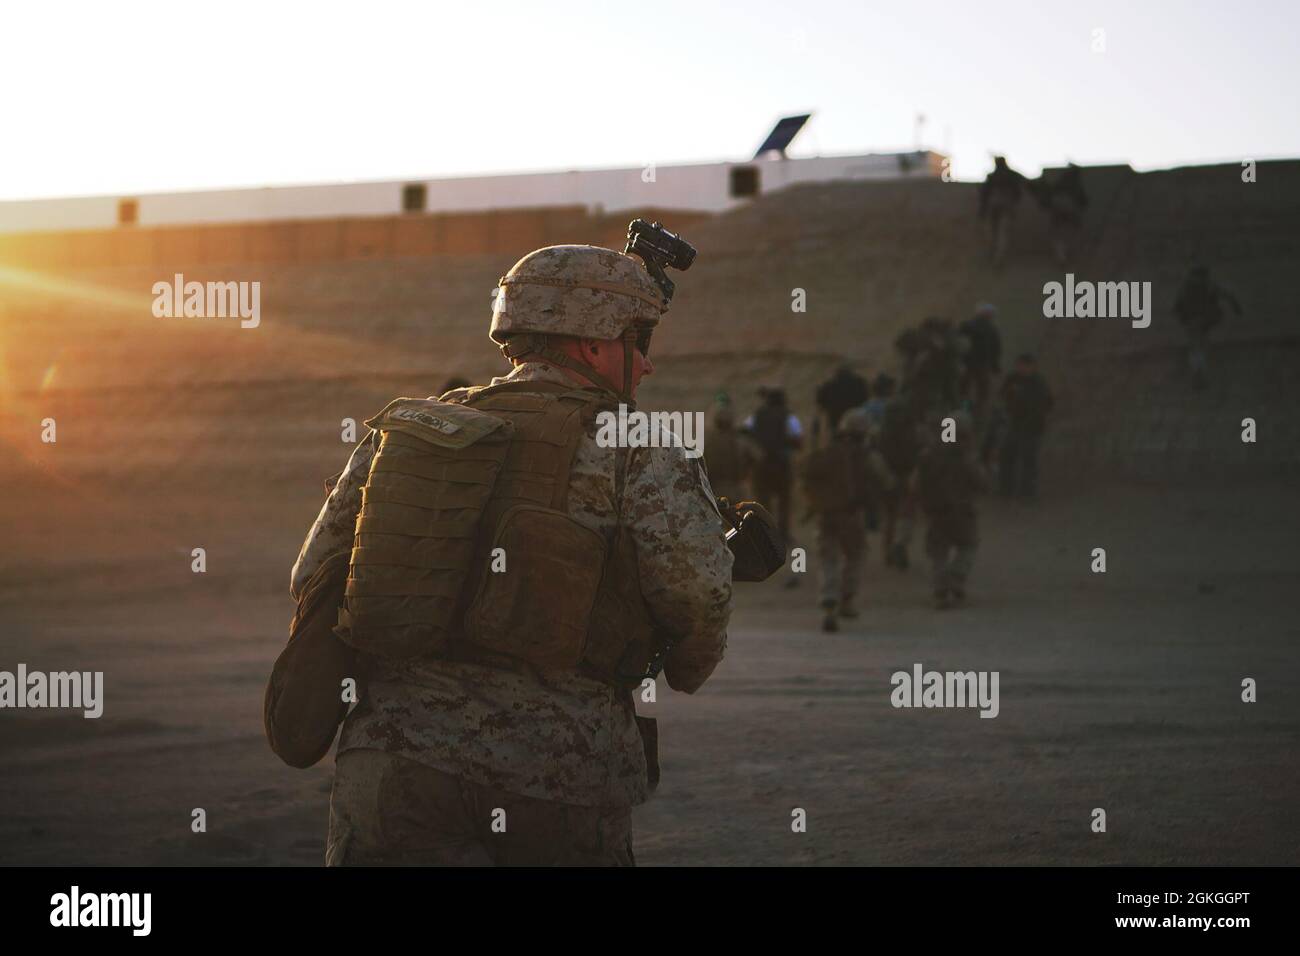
1 165 1297 865
1 472 1295 866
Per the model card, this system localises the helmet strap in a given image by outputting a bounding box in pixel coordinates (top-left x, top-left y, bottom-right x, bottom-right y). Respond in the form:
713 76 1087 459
620 327 637 406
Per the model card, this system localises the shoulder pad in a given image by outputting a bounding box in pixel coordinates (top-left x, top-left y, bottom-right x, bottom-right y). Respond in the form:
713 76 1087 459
365 397 513 449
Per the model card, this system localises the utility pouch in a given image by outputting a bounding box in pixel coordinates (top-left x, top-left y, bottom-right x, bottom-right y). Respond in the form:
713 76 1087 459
464 504 607 668
582 524 661 687
265 551 356 768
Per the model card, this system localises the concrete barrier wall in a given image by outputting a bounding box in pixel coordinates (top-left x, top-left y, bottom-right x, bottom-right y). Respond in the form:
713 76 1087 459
0 207 712 271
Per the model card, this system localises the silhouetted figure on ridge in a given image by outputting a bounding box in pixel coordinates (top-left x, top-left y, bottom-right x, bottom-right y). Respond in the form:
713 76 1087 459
978 156 1029 266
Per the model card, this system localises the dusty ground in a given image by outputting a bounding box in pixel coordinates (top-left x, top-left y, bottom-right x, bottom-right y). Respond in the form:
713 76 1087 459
2 468 1295 866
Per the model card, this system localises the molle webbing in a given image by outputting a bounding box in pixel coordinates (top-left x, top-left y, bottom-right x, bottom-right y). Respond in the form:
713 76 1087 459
338 399 513 659
462 382 602 518
452 383 622 674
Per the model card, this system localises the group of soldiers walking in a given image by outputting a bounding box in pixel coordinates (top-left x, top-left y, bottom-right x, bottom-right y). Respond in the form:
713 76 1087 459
704 303 1055 628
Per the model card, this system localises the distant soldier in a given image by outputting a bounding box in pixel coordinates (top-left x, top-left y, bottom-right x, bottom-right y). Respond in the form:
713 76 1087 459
704 398 757 504
896 317 964 419
743 386 804 552
877 389 926 569
863 372 896 431
861 371 896 531
802 409 894 631
815 364 870 431
1037 163 1088 265
997 353 1054 499
978 156 1029 266
916 410 988 609
1174 265 1242 388
958 303 1002 421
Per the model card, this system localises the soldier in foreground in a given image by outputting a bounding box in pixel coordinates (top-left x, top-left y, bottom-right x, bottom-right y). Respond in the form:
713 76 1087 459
285 225 776 865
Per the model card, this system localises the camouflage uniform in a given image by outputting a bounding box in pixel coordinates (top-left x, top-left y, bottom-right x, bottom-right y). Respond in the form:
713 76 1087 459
324 749 634 865
915 411 988 607
806 410 894 629
877 392 926 568
291 244 733 866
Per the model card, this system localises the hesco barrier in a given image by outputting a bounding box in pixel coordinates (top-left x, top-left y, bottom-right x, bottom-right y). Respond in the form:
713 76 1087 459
0 206 713 270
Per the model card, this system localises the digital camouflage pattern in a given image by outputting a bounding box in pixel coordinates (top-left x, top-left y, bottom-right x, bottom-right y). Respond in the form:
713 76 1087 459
291 361 733 808
327 749 635 866
490 245 664 345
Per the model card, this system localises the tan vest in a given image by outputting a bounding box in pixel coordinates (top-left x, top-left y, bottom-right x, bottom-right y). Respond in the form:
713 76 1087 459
338 380 661 688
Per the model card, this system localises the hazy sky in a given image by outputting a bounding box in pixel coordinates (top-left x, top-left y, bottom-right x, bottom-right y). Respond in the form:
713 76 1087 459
3 0 1295 200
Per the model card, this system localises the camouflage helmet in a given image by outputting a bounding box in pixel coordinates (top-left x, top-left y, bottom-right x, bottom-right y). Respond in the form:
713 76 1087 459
489 244 665 346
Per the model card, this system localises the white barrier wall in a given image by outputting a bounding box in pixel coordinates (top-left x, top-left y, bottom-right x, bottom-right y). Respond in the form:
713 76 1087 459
0 151 943 234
